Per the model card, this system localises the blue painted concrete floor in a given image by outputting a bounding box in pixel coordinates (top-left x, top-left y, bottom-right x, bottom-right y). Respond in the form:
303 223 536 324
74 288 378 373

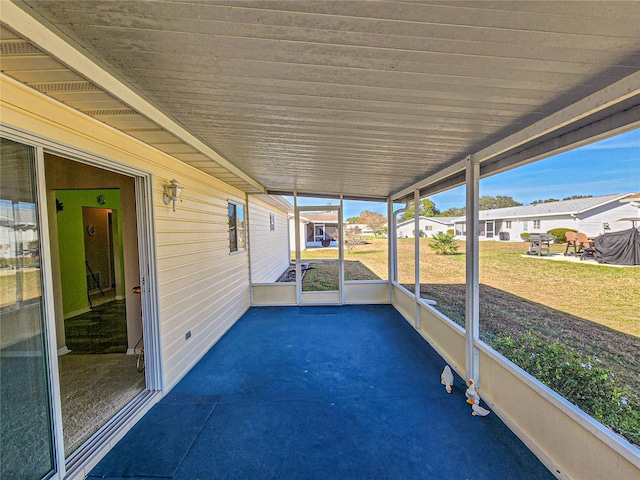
89 304 554 479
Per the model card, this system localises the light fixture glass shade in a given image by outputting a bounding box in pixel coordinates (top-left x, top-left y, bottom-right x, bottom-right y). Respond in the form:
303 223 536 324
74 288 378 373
163 179 183 211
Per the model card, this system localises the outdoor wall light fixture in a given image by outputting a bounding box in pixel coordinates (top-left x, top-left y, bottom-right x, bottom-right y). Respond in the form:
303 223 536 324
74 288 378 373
163 179 183 212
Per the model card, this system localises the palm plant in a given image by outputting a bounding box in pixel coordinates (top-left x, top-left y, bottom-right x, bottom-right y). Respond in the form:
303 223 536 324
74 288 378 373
428 232 459 255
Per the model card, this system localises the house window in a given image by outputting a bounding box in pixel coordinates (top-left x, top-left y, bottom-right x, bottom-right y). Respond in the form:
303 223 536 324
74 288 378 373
228 201 245 252
522 221 528 232
269 213 275 232
425 225 433 231
505 221 512 229
533 220 541 229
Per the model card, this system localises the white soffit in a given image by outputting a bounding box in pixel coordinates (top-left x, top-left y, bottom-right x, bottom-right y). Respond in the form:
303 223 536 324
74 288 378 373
1 1 640 200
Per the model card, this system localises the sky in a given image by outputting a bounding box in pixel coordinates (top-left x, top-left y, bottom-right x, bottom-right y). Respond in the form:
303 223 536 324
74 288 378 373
290 128 640 219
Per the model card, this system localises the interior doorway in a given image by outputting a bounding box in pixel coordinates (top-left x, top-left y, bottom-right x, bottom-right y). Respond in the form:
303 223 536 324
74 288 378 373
45 154 146 457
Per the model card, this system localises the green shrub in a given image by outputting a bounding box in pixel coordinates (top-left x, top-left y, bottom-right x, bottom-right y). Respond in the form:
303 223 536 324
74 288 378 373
446 229 454 235
547 228 577 244
428 232 459 255
520 232 530 241
492 332 640 446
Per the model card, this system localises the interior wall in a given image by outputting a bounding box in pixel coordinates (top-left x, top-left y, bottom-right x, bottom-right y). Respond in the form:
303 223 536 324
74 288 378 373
45 159 140 351
2 77 252 392
53 188 123 318
82 207 113 294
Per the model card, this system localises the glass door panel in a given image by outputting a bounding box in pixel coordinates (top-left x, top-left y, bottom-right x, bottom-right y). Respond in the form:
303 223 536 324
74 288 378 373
0 138 56 479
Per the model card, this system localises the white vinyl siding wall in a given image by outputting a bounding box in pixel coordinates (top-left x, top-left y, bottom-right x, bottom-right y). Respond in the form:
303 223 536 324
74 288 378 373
2 77 251 391
158 187 250 388
248 197 290 283
397 217 454 238
577 202 639 236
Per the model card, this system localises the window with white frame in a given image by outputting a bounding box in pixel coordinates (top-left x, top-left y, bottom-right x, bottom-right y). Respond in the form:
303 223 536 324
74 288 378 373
505 220 512 229
425 225 433 231
228 201 246 252
269 213 275 232
533 220 541 229
522 221 528 231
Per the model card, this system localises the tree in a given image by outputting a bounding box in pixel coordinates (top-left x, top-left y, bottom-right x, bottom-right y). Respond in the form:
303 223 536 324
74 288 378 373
530 198 559 205
346 216 361 224
562 195 593 201
399 199 440 221
479 195 522 210
359 210 386 237
343 225 363 253
439 207 466 217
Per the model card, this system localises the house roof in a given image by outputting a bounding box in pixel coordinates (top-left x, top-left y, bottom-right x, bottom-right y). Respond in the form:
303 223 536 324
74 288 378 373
397 216 458 228
475 193 633 221
253 195 293 214
1 2 639 201
302 213 339 223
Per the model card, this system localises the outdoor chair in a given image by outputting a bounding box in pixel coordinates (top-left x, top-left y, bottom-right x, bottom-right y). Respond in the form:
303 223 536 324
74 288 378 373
576 232 596 260
564 231 581 256
527 233 552 256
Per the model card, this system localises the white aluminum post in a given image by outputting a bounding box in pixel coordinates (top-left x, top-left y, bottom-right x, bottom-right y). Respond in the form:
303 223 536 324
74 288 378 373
387 198 394 303
246 192 253 305
465 155 480 383
293 192 302 305
339 195 345 304
414 189 421 328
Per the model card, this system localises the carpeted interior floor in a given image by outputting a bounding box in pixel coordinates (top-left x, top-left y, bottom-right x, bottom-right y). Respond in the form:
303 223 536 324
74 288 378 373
64 298 128 354
89 305 555 479
59 353 146 456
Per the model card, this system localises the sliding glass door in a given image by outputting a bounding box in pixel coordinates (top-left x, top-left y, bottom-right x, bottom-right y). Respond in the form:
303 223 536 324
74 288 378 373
0 138 56 478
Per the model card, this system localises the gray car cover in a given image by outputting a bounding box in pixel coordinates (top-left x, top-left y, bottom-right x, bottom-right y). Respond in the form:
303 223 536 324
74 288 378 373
593 228 640 265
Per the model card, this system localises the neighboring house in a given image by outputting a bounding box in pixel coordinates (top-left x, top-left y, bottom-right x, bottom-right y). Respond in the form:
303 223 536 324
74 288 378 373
289 219 378 251
345 223 376 236
396 216 457 238
452 193 639 241
289 214 308 252
618 193 640 229
296 212 340 248
0 200 38 262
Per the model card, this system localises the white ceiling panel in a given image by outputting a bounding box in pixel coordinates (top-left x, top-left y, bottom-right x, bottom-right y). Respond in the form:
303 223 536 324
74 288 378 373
1 1 639 199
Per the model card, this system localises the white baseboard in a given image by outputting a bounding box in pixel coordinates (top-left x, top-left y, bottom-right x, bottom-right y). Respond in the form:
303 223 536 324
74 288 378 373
57 346 71 356
64 307 91 320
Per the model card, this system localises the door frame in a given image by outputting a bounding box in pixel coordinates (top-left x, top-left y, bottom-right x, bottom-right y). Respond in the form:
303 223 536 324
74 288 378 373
294 195 344 305
1 124 162 478
485 220 495 239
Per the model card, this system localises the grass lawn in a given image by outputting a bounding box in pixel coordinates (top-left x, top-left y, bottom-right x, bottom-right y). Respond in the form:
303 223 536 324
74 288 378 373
302 239 639 338
0 269 42 308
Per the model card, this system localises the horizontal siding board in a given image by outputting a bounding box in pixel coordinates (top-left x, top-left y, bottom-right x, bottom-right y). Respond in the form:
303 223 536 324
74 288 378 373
248 196 291 283
158 258 247 307
1 78 252 393
162 287 250 382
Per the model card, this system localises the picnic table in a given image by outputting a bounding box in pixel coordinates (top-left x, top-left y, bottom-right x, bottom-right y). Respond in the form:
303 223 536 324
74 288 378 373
527 233 553 256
